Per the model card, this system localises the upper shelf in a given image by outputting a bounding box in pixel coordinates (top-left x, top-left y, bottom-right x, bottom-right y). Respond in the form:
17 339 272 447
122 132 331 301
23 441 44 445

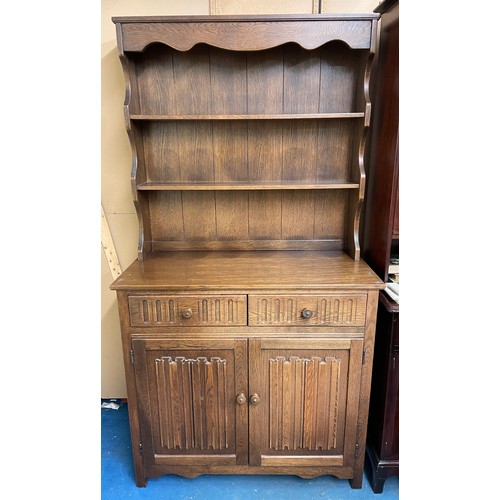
129 113 365 121
113 15 379 52
136 181 360 191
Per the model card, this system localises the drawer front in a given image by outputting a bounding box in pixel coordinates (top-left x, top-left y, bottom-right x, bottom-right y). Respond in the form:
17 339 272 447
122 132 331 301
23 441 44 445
248 294 367 327
128 295 247 327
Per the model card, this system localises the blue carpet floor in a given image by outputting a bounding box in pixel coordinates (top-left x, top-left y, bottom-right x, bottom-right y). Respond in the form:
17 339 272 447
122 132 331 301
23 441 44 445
102 403 399 499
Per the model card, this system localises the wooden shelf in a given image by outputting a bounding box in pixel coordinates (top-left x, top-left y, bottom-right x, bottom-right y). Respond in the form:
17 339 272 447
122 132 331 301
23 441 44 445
119 16 374 259
136 182 360 191
129 113 365 121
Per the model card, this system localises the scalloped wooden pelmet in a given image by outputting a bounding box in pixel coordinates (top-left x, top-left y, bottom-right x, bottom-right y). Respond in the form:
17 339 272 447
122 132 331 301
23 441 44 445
115 15 376 52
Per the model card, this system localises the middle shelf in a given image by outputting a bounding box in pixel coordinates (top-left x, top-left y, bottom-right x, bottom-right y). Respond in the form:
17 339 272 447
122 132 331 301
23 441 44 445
130 118 364 186
129 113 365 121
136 181 360 191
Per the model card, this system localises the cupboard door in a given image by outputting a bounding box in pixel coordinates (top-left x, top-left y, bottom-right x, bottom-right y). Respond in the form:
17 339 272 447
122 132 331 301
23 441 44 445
248 338 363 468
132 338 248 467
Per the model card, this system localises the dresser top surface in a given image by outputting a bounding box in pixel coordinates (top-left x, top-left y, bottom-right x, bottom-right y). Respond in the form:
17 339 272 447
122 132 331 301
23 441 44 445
110 251 384 291
112 14 379 23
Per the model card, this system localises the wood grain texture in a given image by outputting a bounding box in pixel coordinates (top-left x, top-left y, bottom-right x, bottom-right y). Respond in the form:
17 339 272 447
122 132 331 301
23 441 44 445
176 123 214 183
363 3 399 491
234 339 249 465
133 44 176 115
249 338 362 467
116 291 146 486
248 294 367 326
350 290 379 488
128 294 247 327
133 338 248 465
267 356 341 451
114 37 149 262
260 455 343 466
131 113 364 120
150 240 344 252
172 45 211 114
366 292 399 491
153 455 237 466
145 190 351 250
180 191 217 240
345 19 377 262
138 120 361 185
144 463 354 479
116 32 374 256
137 182 359 190
154 356 229 450
128 41 367 117
111 14 382 489
215 191 249 241
118 19 375 52
362 9 399 281
110 251 384 291
248 191 282 240
247 46 283 115
133 340 155 468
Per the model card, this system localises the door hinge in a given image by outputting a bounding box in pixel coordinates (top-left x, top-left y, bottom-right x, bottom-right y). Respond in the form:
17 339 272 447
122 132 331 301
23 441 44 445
130 349 135 365
139 443 143 454
362 350 366 365
355 443 360 458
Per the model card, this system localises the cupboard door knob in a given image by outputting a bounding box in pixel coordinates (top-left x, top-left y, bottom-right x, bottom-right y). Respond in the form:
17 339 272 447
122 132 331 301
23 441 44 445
236 393 247 405
181 309 192 319
301 308 313 319
250 394 261 405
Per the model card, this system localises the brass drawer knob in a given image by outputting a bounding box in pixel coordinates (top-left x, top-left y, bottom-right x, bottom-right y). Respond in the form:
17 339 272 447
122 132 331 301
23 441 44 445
236 393 247 405
301 308 313 319
181 309 193 319
250 394 261 405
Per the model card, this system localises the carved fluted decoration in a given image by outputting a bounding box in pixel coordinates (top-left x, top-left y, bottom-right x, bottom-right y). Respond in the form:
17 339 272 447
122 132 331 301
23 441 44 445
268 356 342 451
249 295 367 326
155 356 229 451
128 295 246 327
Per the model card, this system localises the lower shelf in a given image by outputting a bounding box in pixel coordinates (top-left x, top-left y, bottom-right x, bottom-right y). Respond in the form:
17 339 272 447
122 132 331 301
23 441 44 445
136 182 360 191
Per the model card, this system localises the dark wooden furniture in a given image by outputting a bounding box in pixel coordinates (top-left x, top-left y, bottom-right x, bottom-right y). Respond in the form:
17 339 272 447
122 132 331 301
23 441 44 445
362 0 399 493
110 14 383 489
366 293 399 493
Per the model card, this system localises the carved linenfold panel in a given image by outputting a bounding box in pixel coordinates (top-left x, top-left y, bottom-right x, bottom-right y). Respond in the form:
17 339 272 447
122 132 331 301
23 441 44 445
128 295 246 326
268 356 341 451
155 356 229 451
248 294 366 326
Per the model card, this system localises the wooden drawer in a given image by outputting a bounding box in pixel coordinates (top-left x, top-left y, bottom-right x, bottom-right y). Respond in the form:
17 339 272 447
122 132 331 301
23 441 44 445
128 295 247 327
248 294 367 327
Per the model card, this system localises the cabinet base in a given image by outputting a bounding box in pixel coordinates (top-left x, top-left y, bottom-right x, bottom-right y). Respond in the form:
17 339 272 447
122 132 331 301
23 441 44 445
365 443 398 493
136 464 361 488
